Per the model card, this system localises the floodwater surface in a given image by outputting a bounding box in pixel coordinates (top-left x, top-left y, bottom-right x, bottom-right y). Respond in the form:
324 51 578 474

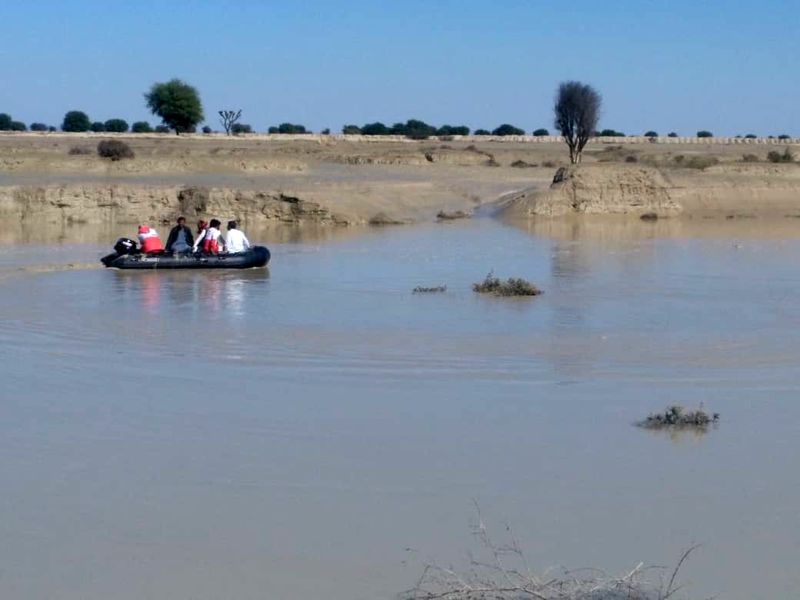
1 218 799 600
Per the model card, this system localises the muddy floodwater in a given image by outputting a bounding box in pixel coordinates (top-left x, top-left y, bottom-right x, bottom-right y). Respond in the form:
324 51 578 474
1 217 799 600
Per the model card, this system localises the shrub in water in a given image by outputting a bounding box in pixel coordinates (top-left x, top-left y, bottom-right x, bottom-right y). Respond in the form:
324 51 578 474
473 272 541 297
97 139 134 161
638 405 719 429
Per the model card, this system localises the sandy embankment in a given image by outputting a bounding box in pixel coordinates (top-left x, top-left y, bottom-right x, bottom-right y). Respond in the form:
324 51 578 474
0 134 798 226
498 162 800 219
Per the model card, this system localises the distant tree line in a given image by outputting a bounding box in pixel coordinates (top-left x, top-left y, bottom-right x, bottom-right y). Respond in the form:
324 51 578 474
1 76 795 141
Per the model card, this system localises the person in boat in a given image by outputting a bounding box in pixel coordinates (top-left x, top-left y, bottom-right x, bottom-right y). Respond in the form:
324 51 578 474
225 220 250 254
201 219 225 255
192 220 208 253
165 216 194 254
137 225 163 254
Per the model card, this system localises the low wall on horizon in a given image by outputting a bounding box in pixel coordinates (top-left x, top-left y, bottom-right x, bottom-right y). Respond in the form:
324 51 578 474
0 132 797 144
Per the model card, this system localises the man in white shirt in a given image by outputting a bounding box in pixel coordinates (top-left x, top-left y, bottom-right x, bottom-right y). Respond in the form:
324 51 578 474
225 220 251 253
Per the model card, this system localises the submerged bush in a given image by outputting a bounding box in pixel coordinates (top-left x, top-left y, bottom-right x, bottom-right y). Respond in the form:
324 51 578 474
97 139 134 160
412 285 447 294
473 272 541 297
638 405 719 430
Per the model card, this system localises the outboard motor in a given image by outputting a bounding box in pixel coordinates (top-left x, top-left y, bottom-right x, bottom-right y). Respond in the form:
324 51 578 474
101 237 139 267
113 237 138 256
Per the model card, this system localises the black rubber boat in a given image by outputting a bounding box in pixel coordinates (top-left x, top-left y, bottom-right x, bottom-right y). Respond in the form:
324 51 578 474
101 238 270 270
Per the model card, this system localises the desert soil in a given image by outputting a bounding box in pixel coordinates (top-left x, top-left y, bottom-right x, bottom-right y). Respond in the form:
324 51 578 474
0 133 798 227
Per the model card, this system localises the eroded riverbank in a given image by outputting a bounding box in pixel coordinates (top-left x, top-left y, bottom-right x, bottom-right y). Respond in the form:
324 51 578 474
1 135 799 228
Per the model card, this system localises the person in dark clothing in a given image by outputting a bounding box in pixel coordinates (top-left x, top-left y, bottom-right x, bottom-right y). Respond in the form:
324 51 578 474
165 216 194 254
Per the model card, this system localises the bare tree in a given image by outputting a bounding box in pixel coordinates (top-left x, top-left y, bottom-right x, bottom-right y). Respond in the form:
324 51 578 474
218 109 242 136
554 81 601 164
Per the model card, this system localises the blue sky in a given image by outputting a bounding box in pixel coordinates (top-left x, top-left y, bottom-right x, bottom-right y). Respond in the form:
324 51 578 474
1 0 798 135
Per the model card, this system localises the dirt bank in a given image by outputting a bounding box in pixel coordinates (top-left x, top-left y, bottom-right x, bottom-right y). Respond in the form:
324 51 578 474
1 134 798 225
499 162 800 219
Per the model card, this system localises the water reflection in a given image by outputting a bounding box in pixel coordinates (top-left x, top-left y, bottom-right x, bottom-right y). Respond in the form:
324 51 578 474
112 269 269 321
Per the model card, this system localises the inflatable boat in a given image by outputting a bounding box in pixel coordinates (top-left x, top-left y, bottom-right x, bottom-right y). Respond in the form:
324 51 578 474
101 238 270 270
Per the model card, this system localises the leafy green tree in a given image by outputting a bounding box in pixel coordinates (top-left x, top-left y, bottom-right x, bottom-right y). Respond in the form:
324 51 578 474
30 122 48 131
668 132 678 137
744 134 757 139
90 121 106 132
277 123 307 133
697 130 713 138
492 124 525 136
342 124 362 134
474 129 491 135
532 128 549 136
401 119 436 139
361 122 390 135
11 121 26 131
144 79 204 134
131 121 153 133
0 113 12 130
778 134 791 140
436 124 470 136
104 119 129 133
600 129 625 137
231 123 252 134
154 124 170 133
62 111 91 132
644 130 658 137
202 125 213 134
267 126 279 134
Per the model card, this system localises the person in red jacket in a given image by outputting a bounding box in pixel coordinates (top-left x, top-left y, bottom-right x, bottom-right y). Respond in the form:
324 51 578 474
137 225 163 254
